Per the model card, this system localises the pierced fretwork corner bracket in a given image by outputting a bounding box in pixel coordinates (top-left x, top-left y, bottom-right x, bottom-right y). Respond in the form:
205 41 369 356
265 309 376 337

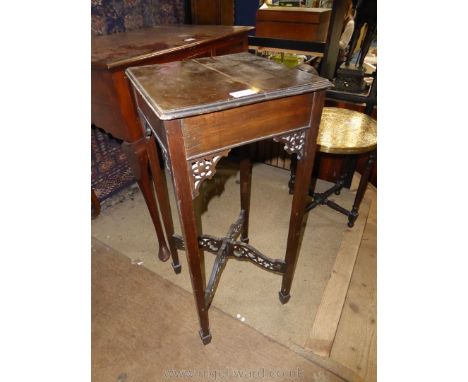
273 129 307 160
189 150 231 199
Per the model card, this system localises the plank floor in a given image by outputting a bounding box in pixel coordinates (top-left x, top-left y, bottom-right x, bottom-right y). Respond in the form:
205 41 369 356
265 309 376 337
92 166 377 381
330 188 377 381
297 187 377 382
92 238 347 382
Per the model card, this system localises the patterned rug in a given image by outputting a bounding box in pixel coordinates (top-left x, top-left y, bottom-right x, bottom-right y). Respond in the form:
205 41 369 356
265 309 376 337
91 126 136 202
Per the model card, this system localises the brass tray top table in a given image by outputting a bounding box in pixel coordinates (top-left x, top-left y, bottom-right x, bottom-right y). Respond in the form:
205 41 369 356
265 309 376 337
92 25 253 265
126 52 331 344
304 107 377 227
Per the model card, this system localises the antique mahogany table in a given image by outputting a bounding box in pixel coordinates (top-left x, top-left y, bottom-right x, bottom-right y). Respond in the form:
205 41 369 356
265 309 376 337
92 25 253 261
126 52 331 344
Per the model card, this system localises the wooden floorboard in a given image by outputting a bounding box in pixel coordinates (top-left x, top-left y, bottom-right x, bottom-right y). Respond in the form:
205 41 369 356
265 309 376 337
289 342 366 382
92 237 347 382
330 190 377 382
291 186 376 382
305 193 371 357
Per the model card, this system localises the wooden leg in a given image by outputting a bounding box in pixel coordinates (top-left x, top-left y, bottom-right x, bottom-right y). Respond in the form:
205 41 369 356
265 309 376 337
122 139 171 262
145 135 181 273
288 153 297 195
91 188 101 219
165 120 211 344
239 146 252 244
340 155 356 190
333 155 355 196
348 150 376 228
280 91 326 304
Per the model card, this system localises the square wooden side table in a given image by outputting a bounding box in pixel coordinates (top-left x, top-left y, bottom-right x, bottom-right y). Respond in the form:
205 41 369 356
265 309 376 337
126 52 331 344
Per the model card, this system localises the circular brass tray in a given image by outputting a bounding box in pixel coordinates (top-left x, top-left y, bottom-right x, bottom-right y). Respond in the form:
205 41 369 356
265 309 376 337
317 107 377 154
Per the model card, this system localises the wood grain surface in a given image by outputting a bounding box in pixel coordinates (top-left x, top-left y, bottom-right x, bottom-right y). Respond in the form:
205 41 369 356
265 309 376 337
92 25 253 70
305 192 372 357
126 52 331 120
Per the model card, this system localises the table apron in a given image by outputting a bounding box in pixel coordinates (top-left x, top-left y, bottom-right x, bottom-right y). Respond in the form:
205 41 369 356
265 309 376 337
180 93 313 159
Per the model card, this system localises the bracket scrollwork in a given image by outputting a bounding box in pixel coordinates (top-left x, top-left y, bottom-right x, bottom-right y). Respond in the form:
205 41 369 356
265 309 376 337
273 129 307 160
189 150 230 199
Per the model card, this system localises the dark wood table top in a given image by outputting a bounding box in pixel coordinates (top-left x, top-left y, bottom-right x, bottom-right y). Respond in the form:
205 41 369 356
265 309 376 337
92 25 254 70
126 52 331 120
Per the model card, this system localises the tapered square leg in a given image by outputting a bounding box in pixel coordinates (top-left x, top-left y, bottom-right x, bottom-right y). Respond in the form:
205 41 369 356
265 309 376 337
280 91 326 302
164 120 210 343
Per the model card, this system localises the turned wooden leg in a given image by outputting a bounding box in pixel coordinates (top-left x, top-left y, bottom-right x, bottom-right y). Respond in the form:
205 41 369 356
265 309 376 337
165 120 211 344
348 150 376 228
122 139 171 262
333 155 355 196
145 134 181 273
239 146 252 244
280 91 325 304
342 154 357 190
